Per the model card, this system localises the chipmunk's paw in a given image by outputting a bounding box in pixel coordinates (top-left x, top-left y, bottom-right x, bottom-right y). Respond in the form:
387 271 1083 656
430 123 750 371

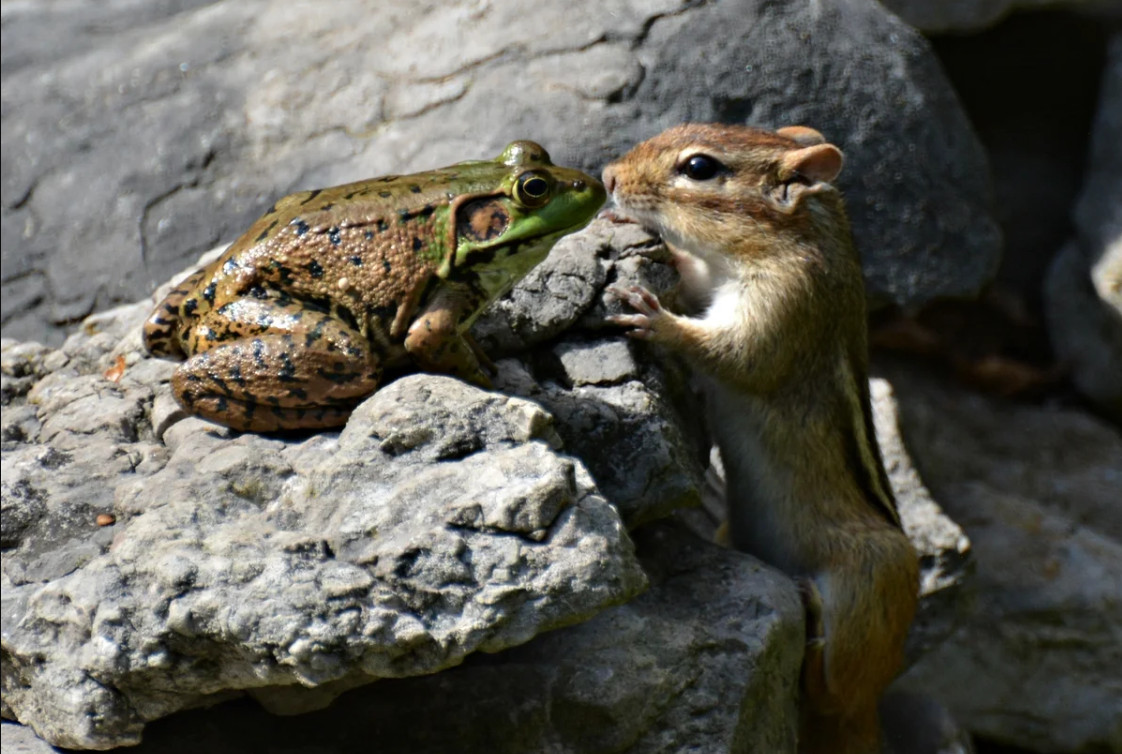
606 284 665 340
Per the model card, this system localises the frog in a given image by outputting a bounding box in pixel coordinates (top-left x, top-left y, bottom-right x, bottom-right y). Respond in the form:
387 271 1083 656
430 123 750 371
143 140 605 432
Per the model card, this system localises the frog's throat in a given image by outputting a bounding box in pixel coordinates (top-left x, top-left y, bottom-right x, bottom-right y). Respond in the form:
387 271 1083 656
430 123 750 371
442 190 506 279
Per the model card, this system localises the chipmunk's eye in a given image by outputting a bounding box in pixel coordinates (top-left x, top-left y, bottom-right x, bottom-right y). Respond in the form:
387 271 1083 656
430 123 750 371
679 154 722 181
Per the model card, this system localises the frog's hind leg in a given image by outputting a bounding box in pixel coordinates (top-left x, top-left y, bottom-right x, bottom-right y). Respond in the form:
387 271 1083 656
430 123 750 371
172 300 380 432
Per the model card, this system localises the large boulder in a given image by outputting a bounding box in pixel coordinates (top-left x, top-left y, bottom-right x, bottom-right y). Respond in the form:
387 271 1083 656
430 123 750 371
2 220 970 750
1 0 999 345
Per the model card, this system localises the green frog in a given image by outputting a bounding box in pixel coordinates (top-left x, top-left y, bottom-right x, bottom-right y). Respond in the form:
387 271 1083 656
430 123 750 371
144 141 605 432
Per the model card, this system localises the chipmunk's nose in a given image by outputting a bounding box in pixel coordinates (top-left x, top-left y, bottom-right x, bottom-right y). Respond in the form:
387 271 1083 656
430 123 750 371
601 165 617 196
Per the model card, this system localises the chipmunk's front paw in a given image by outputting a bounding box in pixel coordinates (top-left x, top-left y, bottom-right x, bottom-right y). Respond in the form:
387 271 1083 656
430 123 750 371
607 284 666 340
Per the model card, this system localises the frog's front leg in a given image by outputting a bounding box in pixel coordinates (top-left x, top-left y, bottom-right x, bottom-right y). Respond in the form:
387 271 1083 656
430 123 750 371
171 298 380 432
404 286 492 388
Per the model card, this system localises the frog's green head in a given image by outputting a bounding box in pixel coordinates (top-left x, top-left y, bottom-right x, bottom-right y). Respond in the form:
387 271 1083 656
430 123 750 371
444 140 605 299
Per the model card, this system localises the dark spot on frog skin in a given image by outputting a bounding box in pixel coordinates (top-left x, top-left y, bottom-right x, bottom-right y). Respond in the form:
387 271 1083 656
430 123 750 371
382 260 392 273
305 260 325 279
292 219 310 237
278 353 298 383
363 230 374 240
408 184 422 194
288 387 309 400
202 282 217 303
300 189 322 205
379 190 392 199
398 209 411 223
229 364 246 386
328 227 342 246
377 219 388 232
223 259 240 274
319 203 335 212
255 219 280 243
265 203 278 215
183 298 198 316
349 255 363 266
249 284 269 299
209 373 230 394
412 237 423 251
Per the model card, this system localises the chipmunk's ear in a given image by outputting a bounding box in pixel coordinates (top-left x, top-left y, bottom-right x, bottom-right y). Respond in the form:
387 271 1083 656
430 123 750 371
780 143 844 185
776 126 826 146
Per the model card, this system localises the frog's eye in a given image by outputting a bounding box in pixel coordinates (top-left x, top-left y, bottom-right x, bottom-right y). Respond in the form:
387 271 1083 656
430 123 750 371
678 154 723 181
515 171 553 208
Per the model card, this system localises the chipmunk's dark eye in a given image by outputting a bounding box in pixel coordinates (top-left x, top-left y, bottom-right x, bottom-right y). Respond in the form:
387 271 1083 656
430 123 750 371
680 154 722 181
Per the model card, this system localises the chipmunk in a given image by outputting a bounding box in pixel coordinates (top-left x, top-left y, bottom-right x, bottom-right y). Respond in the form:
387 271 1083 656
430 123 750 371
603 124 919 753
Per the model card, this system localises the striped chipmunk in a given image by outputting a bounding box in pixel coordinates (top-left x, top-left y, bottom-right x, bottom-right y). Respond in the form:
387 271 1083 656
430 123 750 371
603 124 919 754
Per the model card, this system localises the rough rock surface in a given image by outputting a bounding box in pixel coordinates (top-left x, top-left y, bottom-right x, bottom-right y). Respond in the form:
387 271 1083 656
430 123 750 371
1 218 973 750
882 359 1122 753
1 221 705 749
1046 33 1122 423
16 525 802 754
3 371 648 749
1 0 999 345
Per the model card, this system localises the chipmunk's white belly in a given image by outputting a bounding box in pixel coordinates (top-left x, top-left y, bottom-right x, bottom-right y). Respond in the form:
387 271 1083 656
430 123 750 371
706 380 805 574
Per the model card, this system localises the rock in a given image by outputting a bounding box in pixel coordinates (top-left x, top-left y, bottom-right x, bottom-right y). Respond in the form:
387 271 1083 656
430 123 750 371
1046 33 1122 423
3 373 647 749
870 377 973 661
0 722 59 754
1 0 999 345
1 219 969 750
46 524 805 754
881 359 1122 753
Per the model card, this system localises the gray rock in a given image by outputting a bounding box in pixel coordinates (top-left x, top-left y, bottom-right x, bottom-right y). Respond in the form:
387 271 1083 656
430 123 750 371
870 377 973 661
1 219 970 751
882 359 1122 753
2 0 999 345
1046 33 1122 423
15 524 799 754
3 373 646 749
0 721 60 754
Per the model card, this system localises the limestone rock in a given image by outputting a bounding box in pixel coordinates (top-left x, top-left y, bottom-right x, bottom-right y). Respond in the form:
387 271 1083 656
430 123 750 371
1 219 969 751
2 0 999 345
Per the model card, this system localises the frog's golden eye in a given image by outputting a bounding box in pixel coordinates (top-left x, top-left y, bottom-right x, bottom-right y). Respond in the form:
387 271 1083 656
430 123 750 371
515 171 553 207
